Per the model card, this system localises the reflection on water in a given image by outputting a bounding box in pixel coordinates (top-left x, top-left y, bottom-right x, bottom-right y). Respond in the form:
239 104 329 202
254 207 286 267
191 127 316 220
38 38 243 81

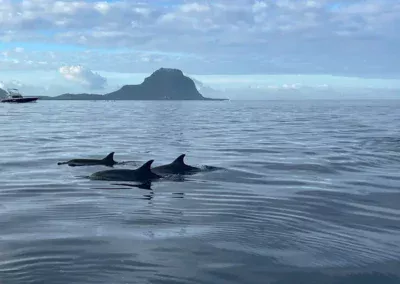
1 100 400 284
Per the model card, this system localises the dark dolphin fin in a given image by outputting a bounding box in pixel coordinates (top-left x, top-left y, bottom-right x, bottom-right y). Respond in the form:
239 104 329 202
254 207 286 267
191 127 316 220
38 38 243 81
172 154 186 165
136 159 155 173
102 152 115 163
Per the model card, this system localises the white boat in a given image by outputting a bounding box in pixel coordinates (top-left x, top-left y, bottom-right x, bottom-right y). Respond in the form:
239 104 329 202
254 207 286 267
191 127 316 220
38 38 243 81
1 88 39 103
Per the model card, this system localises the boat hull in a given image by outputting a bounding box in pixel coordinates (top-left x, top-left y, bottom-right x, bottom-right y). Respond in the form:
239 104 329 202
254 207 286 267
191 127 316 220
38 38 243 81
1 97 39 103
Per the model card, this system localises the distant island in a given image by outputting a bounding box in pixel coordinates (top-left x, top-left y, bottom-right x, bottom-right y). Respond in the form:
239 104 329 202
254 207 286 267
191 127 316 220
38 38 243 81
0 68 226 101
0 88 7 98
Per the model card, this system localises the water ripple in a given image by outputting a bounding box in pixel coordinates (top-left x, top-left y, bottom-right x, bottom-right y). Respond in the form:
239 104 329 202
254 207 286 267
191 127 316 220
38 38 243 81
1 100 400 283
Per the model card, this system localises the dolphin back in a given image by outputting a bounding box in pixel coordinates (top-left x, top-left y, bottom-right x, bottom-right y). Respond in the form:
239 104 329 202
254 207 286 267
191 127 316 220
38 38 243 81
89 159 161 182
57 152 116 167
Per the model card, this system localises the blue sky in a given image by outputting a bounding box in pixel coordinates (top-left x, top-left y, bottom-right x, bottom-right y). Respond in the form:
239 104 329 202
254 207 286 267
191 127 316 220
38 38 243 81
1 0 400 98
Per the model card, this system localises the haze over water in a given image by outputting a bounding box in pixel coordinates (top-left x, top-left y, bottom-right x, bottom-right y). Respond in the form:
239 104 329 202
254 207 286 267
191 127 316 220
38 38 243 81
1 100 400 284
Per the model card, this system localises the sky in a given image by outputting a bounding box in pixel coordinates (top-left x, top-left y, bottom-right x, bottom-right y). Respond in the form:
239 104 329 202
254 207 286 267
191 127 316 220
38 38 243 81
1 0 400 99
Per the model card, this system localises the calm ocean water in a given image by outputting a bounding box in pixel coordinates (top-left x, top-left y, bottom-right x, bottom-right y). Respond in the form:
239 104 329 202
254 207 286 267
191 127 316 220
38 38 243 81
1 100 400 284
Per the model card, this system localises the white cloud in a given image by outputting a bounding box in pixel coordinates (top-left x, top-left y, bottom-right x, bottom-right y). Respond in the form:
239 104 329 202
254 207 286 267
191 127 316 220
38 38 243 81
0 78 71 97
59 65 107 90
252 1 268 12
179 3 210 13
14 47 24 53
0 0 397 48
94 2 110 14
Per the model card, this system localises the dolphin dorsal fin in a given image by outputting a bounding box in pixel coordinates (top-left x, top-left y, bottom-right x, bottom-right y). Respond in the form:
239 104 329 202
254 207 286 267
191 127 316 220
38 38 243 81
103 152 115 162
137 159 154 172
172 154 186 165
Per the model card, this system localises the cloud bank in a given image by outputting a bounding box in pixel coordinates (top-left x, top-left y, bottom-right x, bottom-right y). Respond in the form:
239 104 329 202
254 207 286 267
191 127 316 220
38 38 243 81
0 0 399 98
59 65 107 90
0 0 399 76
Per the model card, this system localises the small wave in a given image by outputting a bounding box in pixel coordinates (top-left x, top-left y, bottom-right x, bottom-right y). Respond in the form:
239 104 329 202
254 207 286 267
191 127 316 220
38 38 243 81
1 100 400 283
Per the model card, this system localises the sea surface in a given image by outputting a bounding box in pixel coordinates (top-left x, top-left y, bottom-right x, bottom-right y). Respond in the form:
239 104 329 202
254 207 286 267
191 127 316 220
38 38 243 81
1 100 400 284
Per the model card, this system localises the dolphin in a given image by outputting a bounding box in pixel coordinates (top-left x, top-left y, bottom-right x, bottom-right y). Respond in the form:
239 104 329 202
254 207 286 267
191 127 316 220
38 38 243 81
152 154 201 175
89 159 162 182
57 152 117 167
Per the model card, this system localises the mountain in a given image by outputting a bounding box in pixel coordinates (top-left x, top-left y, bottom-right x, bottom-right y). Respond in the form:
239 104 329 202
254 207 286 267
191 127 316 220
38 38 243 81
43 68 226 101
0 88 7 98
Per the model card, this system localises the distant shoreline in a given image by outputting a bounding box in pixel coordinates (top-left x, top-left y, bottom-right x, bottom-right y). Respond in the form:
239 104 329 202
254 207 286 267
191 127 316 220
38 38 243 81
37 96 228 101
1 67 228 102
33 68 228 102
